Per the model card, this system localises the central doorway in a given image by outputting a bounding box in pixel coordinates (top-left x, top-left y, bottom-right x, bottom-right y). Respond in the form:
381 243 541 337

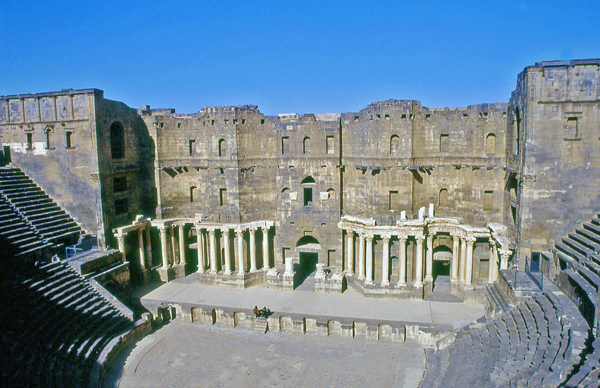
295 236 321 286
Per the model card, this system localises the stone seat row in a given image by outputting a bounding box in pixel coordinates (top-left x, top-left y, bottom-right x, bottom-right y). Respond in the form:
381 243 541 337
0 196 52 255
2 260 133 388
419 291 575 388
0 166 82 246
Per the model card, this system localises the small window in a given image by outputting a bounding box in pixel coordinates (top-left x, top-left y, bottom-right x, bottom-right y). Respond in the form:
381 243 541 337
219 188 227 206
440 134 449 153
190 186 196 203
303 187 313 206
389 191 399 211
261 119 265 125
65 131 73 148
566 117 578 138
327 188 335 199
110 122 125 159
486 133 496 155
44 128 52 149
113 177 127 192
26 133 33 150
189 140 195 156
218 138 226 156
115 198 129 215
326 135 334 154
303 136 311 155
484 190 493 212
282 136 289 154
511 204 517 224
439 188 449 207
390 135 400 155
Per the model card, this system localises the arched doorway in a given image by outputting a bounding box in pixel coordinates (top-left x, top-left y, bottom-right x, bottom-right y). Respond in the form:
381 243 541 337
296 236 320 284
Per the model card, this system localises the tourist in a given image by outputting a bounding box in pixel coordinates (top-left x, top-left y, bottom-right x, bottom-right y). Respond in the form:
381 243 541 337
253 306 260 318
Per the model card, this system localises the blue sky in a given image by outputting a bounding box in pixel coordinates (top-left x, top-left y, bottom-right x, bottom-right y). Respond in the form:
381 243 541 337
1 0 598 115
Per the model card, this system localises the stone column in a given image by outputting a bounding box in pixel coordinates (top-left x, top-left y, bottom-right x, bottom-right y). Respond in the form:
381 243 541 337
195 227 204 273
179 224 186 267
451 234 459 282
116 232 126 262
425 233 434 282
365 235 374 285
414 236 425 288
397 236 407 287
492 245 500 281
145 226 153 268
460 238 467 282
223 228 231 275
236 229 244 274
465 237 475 288
249 228 257 273
208 228 218 274
499 249 511 270
261 226 270 270
357 233 366 280
137 228 146 269
488 242 496 283
170 226 176 265
346 230 354 276
381 235 390 286
159 225 169 269
284 256 293 275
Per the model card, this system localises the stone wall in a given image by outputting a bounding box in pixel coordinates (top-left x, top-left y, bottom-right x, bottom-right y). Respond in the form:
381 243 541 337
510 59 600 261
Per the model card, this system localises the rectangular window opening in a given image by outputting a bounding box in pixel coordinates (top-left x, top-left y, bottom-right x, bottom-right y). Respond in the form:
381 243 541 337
219 188 227 206
303 187 313 206
189 139 195 156
282 136 289 155
65 131 73 148
115 198 129 215
190 186 195 203
326 135 334 154
440 134 449 153
484 190 493 212
26 133 33 150
566 117 578 138
389 191 399 211
113 177 127 192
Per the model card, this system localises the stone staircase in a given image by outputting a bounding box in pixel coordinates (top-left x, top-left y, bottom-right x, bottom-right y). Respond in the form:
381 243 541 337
0 194 53 256
2 259 133 387
254 317 268 334
0 167 82 251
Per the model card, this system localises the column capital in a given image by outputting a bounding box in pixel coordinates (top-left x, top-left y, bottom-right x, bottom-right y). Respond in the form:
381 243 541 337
249 227 257 234
235 228 244 238
416 235 426 244
365 234 374 242
116 233 125 243
382 235 391 243
260 225 269 233
347 230 355 237
398 235 408 243
499 249 512 258
466 236 476 245
207 228 216 236
158 224 168 233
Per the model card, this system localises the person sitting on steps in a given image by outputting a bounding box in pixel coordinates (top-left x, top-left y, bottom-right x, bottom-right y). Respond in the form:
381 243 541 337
253 306 260 318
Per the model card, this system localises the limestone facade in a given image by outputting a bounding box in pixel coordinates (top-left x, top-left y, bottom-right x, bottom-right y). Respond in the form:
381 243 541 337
1 58 599 290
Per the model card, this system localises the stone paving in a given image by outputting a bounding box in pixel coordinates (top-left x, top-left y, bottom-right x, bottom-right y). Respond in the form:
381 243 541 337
104 319 426 388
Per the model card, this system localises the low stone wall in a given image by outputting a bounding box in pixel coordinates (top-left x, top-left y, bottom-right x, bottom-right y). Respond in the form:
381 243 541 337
91 315 153 388
346 276 423 299
89 278 135 321
197 270 266 288
161 303 455 346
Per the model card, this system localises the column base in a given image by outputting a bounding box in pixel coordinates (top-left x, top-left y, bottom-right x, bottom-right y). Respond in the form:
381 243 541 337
357 274 365 280
172 264 186 279
381 280 390 287
157 266 171 282
424 276 433 282
249 268 258 273
365 279 374 286
413 280 423 288
395 281 406 288
346 271 354 277
223 270 232 275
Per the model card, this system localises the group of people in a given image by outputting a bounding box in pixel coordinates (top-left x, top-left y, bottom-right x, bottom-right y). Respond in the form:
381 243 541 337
253 306 272 318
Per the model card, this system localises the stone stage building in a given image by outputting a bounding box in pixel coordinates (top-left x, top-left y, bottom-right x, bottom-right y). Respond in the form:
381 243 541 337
1 58 600 302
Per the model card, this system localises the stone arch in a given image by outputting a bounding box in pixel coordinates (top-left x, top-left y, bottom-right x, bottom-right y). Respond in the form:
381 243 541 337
390 134 400 155
303 136 311 154
439 188 449 207
301 176 315 206
110 121 125 159
281 187 290 193
218 138 226 156
327 188 335 200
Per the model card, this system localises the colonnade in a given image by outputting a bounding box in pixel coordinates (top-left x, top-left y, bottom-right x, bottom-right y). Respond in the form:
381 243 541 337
340 217 513 289
194 223 273 275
